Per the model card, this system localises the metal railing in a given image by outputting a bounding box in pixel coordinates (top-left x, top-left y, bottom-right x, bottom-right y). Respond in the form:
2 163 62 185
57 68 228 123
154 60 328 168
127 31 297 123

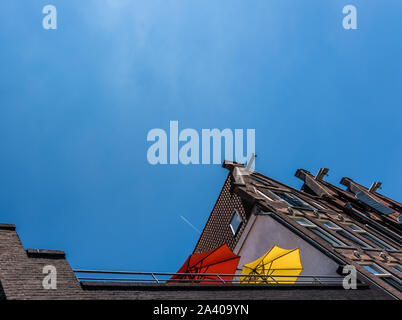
73 269 345 285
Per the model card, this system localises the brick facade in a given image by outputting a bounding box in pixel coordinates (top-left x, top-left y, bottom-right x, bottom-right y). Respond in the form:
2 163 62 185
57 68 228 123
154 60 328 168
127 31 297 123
192 163 401 300
0 224 83 300
193 174 254 253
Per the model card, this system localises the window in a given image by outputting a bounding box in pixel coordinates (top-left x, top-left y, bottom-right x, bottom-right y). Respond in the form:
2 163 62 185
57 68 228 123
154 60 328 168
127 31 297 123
348 224 364 232
229 210 243 235
362 263 402 293
295 217 315 227
323 221 341 229
294 218 346 247
390 264 402 275
347 224 396 251
323 221 372 249
362 263 389 276
273 192 314 210
383 277 402 293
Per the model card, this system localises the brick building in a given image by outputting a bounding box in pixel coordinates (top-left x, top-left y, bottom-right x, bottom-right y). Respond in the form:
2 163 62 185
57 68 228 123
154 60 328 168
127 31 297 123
195 162 402 299
0 162 401 299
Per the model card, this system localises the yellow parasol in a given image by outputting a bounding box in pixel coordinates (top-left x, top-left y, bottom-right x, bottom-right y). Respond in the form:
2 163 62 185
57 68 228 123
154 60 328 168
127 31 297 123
240 245 303 284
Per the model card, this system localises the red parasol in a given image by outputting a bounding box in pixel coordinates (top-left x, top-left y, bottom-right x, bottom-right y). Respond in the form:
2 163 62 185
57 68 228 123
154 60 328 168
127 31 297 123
169 243 240 283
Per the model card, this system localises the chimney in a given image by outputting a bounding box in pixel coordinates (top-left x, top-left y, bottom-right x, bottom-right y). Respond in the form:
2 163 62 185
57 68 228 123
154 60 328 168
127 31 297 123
315 168 329 181
369 182 382 193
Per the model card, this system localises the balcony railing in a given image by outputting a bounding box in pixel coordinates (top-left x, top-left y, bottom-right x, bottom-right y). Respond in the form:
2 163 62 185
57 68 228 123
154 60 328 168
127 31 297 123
73 269 345 285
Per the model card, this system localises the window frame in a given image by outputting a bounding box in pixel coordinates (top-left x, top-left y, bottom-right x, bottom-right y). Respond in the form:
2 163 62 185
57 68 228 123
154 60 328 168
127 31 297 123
361 263 390 277
346 224 396 251
273 191 315 210
295 217 316 227
361 262 402 293
294 217 347 247
389 264 402 275
382 276 402 293
323 221 373 249
229 210 243 236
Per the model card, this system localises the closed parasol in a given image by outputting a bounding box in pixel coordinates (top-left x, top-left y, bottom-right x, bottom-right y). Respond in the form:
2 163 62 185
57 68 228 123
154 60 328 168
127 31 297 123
169 243 240 283
240 245 303 284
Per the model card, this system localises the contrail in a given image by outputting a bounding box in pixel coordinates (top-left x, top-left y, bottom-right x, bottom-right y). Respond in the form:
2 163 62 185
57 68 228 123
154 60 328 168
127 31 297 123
180 216 201 234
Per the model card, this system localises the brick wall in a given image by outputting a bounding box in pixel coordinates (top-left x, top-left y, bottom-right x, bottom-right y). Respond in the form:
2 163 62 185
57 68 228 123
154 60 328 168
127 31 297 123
193 174 254 253
0 224 84 300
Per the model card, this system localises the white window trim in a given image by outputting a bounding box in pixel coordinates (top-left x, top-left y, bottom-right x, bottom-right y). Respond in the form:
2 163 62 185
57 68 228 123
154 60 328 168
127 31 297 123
229 210 242 236
389 264 402 274
294 217 316 227
361 263 391 277
323 221 342 230
256 189 275 201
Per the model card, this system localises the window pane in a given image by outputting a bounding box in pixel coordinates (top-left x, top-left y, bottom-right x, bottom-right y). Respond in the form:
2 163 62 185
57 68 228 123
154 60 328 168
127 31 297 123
360 233 396 251
383 277 402 293
295 218 315 227
324 222 341 230
347 224 396 250
363 265 380 275
391 265 402 274
348 224 364 232
295 218 346 247
336 230 372 249
274 192 313 210
362 264 389 276
310 228 345 247
230 211 242 235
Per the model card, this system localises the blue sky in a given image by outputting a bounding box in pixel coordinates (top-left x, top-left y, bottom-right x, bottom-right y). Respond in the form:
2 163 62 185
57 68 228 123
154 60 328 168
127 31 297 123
0 1 401 272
